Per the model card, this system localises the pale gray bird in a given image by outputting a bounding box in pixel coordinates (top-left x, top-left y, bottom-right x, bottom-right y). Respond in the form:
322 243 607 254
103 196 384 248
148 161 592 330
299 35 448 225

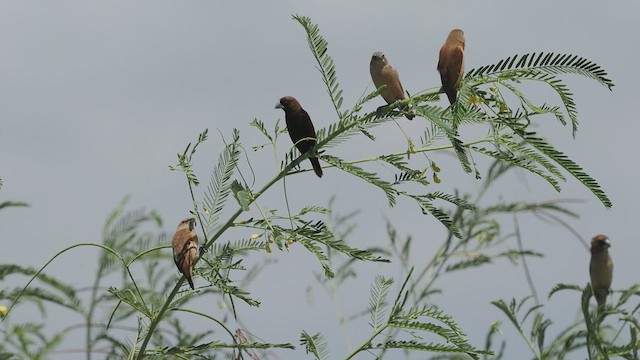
172 218 199 290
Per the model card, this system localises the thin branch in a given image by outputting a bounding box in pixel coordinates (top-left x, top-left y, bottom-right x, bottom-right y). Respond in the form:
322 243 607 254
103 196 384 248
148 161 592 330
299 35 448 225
514 215 539 305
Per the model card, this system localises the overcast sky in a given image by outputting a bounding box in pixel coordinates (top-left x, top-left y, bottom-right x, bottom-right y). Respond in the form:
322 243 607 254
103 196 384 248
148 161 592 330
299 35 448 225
1 1 638 359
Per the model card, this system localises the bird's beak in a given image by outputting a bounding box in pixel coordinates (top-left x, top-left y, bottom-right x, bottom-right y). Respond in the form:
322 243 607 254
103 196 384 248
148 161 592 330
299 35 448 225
604 239 611 248
188 218 196 230
275 102 284 110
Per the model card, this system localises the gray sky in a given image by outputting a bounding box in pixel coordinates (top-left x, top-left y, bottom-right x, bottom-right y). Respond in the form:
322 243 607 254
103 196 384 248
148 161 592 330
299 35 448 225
1 1 638 359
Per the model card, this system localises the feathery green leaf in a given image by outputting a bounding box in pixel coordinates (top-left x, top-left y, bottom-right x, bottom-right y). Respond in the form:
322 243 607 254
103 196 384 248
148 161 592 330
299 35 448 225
202 129 241 234
293 15 344 118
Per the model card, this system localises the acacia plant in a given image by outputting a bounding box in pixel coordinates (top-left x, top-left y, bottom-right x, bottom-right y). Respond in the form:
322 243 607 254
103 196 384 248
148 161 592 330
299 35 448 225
2 14 631 360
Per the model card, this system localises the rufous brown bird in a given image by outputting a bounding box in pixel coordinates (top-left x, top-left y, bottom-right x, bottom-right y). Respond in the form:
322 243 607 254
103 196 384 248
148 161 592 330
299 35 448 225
275 96 323 177
590 234 613 309
369 52 414 120
172 217 199 290
437 29 465 105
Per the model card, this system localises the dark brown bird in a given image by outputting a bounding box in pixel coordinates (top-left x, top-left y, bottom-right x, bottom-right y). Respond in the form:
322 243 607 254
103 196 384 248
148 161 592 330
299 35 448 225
590 234 613 309
172 218 199 290
437 29 465 105
275 96 323 177
369 52 414 120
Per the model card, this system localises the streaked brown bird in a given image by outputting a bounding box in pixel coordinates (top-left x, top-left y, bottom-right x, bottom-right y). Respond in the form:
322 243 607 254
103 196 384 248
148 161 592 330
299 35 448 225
172 218 199 290
437 29 465 105
369 52 414 120
275 96 323 177
590 234 613 309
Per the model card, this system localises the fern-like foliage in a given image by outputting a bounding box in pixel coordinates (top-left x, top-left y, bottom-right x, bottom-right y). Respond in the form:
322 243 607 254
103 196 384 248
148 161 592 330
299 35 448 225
421 121 447 147
548 283 583 299
348 84 387 116
153 340 295 357
249 118 273 142
108 287 151 318
209 238 267 260
427 191 476 210
466 52 613 137
497 138 566 180
389 306 491 358
100 198 160 273
403 193 463 239
474 145 564 192
492 287 640 360
2 323 67 360
0 201 29 210
202 129 241 236
313 100 397 150
300 331 329 360
241 218 389 278
467 52 613 89
321 155 397 206
306 269 491 359
519 131 611 207
0 265 82 313
169 129 209 186
293 15 345 118
412 104 473 173
369 276 393 331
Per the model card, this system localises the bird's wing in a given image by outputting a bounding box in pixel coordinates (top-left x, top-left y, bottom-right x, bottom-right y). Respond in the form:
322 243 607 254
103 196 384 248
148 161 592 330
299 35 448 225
379 66 405 104
438 46 464 91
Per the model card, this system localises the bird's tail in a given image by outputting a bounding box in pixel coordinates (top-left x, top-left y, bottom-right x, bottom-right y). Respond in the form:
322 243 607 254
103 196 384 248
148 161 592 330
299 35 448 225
446 90 457 105
595 290 607 309
309 157 323 177
399 100 414 120
185 273 195 290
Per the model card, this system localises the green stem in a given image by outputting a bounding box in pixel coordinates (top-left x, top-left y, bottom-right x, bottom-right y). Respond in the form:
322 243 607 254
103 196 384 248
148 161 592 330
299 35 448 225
326 249 353 352
86 267 101 360
346 138 492 166
171 308 236 342
287 138 493 176
520 326 541 359
134 281 182 359
344 323 389 360
252 200 278 238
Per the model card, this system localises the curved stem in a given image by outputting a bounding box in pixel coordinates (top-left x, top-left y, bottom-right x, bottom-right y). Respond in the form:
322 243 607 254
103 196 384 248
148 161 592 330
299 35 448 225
4 243 144 320
170 308 236 342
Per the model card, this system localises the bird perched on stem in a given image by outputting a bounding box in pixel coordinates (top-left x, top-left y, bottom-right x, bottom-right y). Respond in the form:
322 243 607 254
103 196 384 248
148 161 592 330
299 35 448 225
437 29 465 105
275 96 323 177
589 234 613 309
369 52 414 120
172 218 199 290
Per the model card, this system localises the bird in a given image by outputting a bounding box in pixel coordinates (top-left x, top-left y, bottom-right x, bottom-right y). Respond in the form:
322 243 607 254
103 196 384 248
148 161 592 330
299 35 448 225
275 96 323 177
172 217 199 290
437 29 465 105
369 52 414 120
589 234 613 309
